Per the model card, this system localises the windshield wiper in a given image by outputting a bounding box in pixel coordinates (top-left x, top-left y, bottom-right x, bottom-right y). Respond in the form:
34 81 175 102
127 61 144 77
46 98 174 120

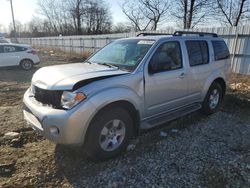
98 62 119 69
85 60 92 64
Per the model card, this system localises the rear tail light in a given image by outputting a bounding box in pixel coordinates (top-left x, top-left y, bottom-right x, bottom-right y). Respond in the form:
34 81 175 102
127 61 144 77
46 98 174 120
27 50 37 55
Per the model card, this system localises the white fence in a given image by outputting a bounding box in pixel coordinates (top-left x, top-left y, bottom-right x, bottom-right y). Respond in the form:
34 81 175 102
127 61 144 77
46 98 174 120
17 26 250 75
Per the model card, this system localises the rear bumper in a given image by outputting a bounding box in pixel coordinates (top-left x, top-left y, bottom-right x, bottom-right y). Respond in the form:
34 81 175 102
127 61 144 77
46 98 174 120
31 55 40 65
23 88 97 145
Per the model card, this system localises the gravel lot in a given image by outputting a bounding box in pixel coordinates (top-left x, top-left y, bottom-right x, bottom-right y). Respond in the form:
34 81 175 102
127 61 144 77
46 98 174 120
0 49 249 187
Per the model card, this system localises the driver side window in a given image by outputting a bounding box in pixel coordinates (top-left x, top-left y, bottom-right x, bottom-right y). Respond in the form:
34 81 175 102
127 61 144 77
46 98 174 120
149 41 182 73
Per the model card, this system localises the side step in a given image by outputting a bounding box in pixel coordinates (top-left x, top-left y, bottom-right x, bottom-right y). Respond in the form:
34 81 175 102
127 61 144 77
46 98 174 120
141 103 202 130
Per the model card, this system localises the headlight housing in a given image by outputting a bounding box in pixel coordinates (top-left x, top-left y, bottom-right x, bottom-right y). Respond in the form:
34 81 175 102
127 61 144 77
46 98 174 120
61 91 86 109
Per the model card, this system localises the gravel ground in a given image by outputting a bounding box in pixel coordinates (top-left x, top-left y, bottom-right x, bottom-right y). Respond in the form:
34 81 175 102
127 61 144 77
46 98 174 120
0 49 249 187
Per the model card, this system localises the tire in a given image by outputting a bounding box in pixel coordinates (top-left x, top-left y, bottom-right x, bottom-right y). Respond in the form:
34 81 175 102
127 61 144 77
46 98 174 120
202 82 223 115
20 59 33 70
84 107 133 161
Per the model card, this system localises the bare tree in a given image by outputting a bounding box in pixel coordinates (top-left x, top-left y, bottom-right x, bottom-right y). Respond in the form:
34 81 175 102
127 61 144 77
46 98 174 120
173 0 212 29
122 0 171 31
82 0 112 34
67 0 84 34
37 0 111 35
214 0 250 26
112 22 133 33
37 0 70 35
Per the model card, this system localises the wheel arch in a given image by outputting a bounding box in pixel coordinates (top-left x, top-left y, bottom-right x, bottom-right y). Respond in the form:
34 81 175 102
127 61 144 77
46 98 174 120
202 75 227 101
213 77 226 98
83 100 140 145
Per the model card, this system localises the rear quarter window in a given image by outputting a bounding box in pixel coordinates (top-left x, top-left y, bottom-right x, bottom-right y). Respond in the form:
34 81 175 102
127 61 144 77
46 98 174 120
212 41 230 61
15 46 28 52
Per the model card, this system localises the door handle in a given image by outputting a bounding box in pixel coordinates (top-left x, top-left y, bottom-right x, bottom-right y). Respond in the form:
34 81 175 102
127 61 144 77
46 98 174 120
178 72 185 79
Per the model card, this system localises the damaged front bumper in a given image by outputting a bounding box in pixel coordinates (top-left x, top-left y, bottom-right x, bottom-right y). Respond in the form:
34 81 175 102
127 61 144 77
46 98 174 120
23 88 97 145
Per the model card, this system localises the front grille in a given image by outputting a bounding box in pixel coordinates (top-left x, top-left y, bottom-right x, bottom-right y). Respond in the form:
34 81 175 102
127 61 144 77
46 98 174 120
33 86 63 108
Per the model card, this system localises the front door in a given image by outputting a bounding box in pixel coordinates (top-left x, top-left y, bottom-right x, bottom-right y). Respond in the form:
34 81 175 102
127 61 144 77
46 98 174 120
144 41 188 117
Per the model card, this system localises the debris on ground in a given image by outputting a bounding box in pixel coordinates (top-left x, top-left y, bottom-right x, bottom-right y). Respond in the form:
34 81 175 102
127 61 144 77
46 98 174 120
4 132 20 140
0 162 15 176
127 144 136 151
171 129 179 133
160 131 168 137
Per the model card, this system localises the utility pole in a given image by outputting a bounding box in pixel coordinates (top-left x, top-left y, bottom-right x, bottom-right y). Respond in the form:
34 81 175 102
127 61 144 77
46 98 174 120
10 0 17 42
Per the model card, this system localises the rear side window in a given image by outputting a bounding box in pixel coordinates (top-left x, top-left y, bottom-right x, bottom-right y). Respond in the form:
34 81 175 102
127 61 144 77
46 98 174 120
186 41 209 66
212 41 230 60
3 46 16 53
3 45 27 53
15 46 27 52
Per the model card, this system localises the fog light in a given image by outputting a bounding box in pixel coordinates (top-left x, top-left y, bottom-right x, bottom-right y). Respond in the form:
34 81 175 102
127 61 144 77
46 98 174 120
49 126 59 136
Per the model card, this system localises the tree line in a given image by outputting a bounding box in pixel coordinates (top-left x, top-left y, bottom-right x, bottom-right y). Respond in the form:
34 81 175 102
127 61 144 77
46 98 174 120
7 0 250 37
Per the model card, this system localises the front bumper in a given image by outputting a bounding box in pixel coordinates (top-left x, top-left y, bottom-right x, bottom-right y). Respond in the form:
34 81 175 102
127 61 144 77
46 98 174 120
23 88 97 145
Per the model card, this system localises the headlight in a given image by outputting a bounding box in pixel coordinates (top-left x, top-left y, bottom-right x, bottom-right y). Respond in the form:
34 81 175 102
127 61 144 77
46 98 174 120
61 91 86 109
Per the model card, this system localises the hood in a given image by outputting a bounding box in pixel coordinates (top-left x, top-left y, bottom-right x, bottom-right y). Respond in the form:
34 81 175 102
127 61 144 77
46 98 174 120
32 63 128 90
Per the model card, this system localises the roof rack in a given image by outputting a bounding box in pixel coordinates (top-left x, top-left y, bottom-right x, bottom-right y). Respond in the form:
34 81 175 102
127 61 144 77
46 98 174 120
136 33 171 37
173 31 218 37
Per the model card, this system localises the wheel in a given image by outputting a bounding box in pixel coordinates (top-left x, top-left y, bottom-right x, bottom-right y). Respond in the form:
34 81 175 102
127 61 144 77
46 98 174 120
84 107 133 161
202 82 223 114
20 59 33 70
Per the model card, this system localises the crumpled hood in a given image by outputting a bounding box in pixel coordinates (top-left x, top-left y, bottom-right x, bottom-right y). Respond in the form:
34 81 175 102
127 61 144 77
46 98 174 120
32 63 128 90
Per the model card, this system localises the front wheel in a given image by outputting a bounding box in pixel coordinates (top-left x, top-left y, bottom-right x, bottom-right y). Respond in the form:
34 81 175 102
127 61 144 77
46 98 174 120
202 82 223 114
84 107 133 161
20 59 33 70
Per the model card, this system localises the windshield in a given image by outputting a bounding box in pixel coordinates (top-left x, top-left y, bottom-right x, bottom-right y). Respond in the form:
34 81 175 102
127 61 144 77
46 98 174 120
88 39 155 71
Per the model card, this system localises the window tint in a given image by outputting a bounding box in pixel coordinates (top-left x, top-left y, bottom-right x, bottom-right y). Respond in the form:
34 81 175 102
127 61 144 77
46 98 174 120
149 41 182 73
186 41 209 66
212 41 230 60
15 46 27 52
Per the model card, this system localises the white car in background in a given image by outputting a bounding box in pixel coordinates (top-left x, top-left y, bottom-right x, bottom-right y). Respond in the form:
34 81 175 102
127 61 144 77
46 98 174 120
0 43 40 70
0 38 9 43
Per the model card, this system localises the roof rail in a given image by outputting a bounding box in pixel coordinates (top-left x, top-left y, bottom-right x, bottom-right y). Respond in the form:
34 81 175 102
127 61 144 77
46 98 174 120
136 33 171 37
173 31 218 37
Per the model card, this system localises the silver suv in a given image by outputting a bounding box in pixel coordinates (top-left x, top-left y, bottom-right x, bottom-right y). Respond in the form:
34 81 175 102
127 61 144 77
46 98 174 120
23 31 230 160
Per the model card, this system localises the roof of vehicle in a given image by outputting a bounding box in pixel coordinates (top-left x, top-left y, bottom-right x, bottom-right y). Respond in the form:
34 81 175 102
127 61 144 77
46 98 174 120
119 31 224 42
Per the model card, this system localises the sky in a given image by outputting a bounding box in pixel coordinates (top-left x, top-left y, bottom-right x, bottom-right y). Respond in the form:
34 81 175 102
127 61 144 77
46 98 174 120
0 0 127 32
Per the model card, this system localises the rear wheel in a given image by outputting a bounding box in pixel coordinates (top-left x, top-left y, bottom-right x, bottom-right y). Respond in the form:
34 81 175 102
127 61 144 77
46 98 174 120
84 107 133 161
202 82 223 114
20 59 33 70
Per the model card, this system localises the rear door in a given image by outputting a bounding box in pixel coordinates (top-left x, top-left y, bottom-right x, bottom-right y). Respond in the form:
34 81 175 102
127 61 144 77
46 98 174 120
184 40 212 103
144 40 189 117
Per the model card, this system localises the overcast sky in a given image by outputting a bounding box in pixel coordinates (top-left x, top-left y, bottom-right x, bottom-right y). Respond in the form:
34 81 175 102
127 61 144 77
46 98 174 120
0 0 127 32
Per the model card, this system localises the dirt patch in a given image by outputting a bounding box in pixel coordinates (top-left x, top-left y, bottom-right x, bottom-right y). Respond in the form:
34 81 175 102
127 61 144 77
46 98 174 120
0 52 249 187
